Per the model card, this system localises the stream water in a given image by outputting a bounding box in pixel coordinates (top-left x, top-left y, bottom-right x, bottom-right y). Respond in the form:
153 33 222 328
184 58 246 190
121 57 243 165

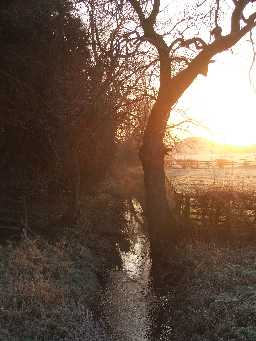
103 198 154 340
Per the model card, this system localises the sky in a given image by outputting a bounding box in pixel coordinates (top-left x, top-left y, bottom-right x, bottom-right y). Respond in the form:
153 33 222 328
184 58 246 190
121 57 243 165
160 0 256 146
174 50 256 146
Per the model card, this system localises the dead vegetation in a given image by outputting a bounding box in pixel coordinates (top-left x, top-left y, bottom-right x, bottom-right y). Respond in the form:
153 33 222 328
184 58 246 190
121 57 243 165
0 181 126 341
166 169 256 246
156 172 256 340
159 242 256 341
0 235 108 341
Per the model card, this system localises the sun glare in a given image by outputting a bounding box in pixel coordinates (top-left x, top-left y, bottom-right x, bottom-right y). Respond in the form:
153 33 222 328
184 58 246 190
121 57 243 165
176 53 256 146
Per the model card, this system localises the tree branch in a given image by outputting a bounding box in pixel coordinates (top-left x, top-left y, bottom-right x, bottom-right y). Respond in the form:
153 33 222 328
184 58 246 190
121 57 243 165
231 0 250 33
148 0 160 25
128 0 146 25
170 12 256 101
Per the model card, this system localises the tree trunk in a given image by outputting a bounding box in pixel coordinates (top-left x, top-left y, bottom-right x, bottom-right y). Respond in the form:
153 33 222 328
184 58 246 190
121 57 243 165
140 93 178 284
140 144 171 241
140 140 181 288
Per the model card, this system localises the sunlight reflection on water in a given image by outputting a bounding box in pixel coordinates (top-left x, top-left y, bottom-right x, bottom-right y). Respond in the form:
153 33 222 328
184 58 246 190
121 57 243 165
120 199 149 280
104 198 152 341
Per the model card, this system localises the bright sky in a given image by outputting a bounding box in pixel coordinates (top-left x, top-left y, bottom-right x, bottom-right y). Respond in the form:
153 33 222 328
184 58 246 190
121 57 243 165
158 0 256 146
174 43 256 146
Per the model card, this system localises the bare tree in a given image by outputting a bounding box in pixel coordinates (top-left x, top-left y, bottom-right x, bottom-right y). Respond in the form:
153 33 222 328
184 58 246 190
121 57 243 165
126 0 256 260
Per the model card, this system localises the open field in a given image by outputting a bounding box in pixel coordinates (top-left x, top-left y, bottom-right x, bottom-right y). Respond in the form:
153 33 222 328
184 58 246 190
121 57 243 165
167 166 256 193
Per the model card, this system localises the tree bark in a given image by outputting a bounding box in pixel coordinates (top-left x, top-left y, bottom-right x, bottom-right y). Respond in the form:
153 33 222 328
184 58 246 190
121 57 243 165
140 144 174 272
140 143 171 240
140 90 179 283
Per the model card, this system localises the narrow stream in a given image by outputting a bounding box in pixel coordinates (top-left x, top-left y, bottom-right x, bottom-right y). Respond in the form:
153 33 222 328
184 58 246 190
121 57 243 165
103 198 153 340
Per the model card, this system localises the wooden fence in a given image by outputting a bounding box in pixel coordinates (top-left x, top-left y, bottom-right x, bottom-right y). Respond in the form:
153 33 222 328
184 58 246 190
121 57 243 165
166 159 256 169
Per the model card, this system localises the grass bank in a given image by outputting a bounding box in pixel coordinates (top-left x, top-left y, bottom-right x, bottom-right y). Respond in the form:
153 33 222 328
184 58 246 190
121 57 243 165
0 178 125 341
159 241 256 341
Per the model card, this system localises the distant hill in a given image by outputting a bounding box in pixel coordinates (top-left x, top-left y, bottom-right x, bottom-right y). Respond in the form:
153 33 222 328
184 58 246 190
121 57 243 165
174 137 256 158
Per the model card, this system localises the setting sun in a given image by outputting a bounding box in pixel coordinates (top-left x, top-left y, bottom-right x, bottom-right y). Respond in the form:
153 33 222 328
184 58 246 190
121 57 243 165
176 52 256 146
